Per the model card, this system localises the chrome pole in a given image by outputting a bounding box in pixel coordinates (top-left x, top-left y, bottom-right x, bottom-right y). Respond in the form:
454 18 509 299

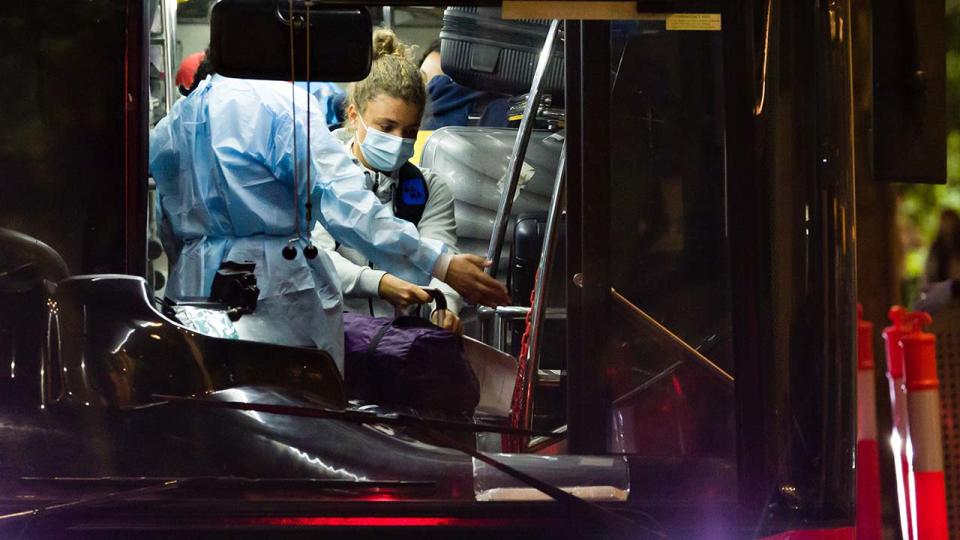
161 0 177 112
484 19 560 278
382 6 393 30
518 141 565 435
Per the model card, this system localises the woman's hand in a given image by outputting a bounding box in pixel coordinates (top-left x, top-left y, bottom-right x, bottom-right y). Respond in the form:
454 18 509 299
444 254 510 307
378 274 432 308
431 309 464 335
378 274 463 334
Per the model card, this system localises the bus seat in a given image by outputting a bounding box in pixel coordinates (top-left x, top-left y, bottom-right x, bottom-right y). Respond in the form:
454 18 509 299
419 126 563 277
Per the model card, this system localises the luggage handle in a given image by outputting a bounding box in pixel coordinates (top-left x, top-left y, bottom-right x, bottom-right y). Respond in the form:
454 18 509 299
406 287 448 324
394 288 448 323
422 287 448 313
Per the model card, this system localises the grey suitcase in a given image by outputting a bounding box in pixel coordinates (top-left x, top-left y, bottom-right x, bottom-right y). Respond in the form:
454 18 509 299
439 7 564 99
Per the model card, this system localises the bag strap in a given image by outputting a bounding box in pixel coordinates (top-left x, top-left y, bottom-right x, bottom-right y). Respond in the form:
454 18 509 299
416 287 447 320
423 287 447 312
363 323 393 364
393 163 429 227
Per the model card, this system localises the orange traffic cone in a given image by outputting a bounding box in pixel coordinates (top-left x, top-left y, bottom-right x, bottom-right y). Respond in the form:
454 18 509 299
883 306 914 540
901 311 948 540
856 305 882 540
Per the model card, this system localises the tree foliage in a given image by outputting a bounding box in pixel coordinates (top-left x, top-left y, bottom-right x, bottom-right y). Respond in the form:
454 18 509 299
897 8 960 303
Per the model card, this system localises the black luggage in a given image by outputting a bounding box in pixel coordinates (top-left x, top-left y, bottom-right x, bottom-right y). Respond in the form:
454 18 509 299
439 7 564 99
507 212 566 370
509 213 547 307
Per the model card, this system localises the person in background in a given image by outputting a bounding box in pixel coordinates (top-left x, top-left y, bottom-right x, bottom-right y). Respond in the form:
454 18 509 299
177 49 217 98
176 51 206 96
419 39 509 130
150 50 508 372
312 30 464 334
180 50 345 126
923 208 960 287
296 81 347 128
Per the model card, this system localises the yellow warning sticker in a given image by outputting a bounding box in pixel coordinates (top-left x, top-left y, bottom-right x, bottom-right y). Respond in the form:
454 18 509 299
665 14 722 31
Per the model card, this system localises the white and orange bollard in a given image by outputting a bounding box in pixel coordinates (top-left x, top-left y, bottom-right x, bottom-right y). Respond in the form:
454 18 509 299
856 305 882 540
901 311 948 540
883 306 914 540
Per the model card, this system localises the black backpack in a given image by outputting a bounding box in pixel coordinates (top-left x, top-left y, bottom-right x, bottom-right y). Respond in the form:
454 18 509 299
393 162 429 226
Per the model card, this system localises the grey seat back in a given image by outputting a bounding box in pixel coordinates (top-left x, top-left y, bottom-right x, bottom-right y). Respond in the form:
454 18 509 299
419 126 563 275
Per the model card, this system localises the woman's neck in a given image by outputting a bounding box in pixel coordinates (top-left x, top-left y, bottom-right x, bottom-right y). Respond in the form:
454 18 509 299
351 138 373 170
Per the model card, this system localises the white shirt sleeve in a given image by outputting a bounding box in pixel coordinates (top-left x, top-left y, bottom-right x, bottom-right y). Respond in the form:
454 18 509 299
419 170 464 314
311 221 387 299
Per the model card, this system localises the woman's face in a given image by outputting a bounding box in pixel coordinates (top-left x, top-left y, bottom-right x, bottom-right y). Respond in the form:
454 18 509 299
349 94 421 142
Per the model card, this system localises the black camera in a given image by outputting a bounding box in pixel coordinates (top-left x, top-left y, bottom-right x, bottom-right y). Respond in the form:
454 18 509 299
209 261 260 320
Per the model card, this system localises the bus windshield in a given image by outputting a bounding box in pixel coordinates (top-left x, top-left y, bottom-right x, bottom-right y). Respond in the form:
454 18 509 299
0 0 861 536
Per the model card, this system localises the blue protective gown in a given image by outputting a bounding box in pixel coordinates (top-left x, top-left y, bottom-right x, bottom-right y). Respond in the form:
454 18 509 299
294 81 345 127
149 75 446 371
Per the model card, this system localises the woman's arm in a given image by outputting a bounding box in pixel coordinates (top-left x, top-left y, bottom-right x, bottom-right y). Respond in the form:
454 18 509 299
418 170 464 314
311 221 387 299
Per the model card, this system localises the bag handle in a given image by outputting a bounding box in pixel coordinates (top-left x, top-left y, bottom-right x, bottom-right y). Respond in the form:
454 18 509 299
422 287 447 312
397 287 447 319
409 287 447 322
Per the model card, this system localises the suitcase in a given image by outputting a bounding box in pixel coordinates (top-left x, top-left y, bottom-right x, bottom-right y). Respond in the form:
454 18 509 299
507 213 566 370
509 213 547 307
439 7 564 99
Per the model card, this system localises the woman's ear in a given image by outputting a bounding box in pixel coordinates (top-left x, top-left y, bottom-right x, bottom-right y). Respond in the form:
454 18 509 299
346 104 359 129
347 104 367 143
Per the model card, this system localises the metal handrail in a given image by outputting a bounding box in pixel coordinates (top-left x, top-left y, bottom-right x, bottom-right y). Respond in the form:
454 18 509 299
610 288 734 385
518 142 566 437
484 19 561 278
161 0 177 113
476 306 531 352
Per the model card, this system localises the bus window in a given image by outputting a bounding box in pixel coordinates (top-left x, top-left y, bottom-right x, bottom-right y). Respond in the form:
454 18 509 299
579 19 735 458
608 22 731 375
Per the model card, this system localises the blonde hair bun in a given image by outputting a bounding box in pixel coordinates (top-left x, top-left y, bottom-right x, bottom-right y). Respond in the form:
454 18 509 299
372 29 409 60
348 29 426 115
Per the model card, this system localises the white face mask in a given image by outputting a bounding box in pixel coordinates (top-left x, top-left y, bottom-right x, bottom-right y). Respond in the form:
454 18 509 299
356 115 416 172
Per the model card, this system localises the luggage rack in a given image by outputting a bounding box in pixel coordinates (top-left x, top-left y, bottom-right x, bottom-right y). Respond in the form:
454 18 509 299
507 93 565 131
477 305 566 353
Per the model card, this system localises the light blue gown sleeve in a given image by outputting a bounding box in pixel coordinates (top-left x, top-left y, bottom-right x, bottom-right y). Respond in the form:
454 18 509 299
261 85 446 286
294 82 345 126
148 106 182 266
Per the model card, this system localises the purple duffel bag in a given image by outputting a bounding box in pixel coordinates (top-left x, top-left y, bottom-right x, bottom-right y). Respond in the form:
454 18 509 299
342 290 480 414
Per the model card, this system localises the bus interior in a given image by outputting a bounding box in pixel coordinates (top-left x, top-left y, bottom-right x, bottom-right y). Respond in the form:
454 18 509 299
0 0 887 537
